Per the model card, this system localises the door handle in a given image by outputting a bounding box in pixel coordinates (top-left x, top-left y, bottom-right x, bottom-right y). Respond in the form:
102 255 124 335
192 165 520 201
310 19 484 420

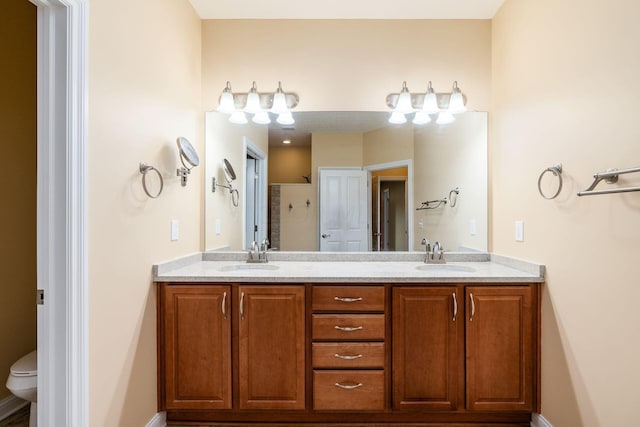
322 233 331 239
222 291 227 320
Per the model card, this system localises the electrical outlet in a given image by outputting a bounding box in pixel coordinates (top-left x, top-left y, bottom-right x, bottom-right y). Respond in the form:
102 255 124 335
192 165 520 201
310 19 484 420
215 218 222 235
171 220 179 241
469 219 477 236
515 220 524 242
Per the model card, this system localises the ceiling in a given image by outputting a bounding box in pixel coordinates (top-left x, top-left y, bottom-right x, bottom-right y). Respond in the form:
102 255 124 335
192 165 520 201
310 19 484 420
268 111 391 147
188 0 506 20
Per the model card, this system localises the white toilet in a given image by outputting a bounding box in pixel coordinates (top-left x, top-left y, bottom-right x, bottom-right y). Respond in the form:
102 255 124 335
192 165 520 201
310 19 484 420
6 350 37 427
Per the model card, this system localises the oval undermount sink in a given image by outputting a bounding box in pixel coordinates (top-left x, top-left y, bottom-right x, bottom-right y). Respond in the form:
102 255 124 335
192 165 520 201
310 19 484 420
218 264 280 272
415 264 476 273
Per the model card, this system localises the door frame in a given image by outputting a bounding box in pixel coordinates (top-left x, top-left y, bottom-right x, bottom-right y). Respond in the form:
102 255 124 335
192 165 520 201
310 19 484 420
364 159 413 250
242 138 267 249
378 177 408 251
32 0 89 426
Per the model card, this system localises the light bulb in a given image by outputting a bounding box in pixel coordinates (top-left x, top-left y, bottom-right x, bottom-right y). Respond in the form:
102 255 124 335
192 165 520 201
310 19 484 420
388 111 407 124
252 111 271 124
394 81 414 114
229 110 248 124
436 111 455 125
422 81 440 115
448 81 467 114
243 82 262 114
277 111 295 125
217 82 235 114
271 82 289 114
413 111 431 125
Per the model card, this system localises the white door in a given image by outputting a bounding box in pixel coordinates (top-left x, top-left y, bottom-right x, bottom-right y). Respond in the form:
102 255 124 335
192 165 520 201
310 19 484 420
319 168 368 251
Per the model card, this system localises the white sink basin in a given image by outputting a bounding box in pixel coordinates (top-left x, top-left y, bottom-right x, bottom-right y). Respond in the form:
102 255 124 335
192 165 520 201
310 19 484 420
415 264 476 273
218 264 280 272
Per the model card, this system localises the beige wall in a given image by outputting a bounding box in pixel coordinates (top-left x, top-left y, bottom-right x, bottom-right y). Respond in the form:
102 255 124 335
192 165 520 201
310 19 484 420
205 112 268 250
88 0 202 425
0 0 36 401
269 145 312 184
363 125 414 167
414 113 488 251
202 20 492 113
492 1 640 426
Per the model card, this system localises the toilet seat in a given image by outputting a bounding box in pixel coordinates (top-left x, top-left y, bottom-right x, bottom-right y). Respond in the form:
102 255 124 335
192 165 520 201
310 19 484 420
10 350 37 377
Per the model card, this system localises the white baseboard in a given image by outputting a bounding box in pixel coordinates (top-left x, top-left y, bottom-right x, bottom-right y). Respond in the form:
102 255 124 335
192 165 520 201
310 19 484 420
532 413 554 427
0 395 29 421
146 411 166 427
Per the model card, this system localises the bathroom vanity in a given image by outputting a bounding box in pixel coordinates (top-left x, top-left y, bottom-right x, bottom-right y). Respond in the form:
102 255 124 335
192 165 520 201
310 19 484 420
154 252 543 426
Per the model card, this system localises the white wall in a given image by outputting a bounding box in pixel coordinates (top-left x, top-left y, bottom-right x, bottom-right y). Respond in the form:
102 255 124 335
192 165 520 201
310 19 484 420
492 1 640 425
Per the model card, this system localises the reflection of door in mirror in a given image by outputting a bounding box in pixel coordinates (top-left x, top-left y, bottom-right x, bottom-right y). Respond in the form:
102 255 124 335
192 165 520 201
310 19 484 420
244 141 267 250
319 168 368 251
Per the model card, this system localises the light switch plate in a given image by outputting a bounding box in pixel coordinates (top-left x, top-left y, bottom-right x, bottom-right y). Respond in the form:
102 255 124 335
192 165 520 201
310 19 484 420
215 218 222 235
171 220 179 241
469 219 477 236
515 220 524 242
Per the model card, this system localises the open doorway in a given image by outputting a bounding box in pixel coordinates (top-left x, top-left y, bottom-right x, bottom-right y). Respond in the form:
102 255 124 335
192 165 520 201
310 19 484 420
378 179 408 251
366 160 412 251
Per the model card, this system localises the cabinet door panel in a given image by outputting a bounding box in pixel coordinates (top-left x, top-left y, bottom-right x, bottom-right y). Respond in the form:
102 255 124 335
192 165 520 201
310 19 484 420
466 286 534 411
163 285 231 410
238 286 305 410
392 287 459 410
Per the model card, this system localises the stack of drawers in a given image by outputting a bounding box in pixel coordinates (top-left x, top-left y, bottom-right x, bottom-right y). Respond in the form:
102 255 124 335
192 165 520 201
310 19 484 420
311 285 386 411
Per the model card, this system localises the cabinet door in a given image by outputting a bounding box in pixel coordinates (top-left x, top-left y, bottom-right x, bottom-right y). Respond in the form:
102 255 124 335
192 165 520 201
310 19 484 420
392 287 460 410
238 285 305 410
162 285 231 409
466 286 534 411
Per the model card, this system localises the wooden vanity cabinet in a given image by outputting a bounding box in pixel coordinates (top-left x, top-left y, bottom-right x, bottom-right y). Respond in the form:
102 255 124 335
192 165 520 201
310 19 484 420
158 282 540 425
392 287 462 411
465 286 536 412
159 285 232 410
238 285 306 410
157 284 305 412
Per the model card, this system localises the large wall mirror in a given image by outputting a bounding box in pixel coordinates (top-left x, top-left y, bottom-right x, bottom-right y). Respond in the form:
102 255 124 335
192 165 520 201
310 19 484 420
205 111 487 253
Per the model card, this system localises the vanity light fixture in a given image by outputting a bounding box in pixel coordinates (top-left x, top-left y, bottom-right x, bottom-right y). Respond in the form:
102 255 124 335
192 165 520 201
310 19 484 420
217 81 299 125
282 139 291 144
386 80 467 125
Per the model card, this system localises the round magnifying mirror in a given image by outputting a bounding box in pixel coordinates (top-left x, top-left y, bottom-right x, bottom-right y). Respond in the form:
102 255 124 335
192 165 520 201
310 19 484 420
223 158 236 183
177 137 200 169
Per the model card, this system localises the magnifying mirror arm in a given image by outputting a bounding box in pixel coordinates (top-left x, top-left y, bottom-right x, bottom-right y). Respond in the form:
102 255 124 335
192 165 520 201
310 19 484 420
177 165 193 187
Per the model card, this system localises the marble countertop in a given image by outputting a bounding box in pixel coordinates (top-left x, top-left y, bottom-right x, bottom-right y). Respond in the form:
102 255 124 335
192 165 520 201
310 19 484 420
153 252 544 284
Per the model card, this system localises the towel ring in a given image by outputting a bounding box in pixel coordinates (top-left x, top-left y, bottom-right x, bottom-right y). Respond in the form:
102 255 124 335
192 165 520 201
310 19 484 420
537 163 563 200
139 163 164 199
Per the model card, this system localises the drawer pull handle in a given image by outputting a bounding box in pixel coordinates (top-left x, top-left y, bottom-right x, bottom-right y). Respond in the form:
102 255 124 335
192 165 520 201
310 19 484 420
222 291 227 320
334 296 363 303
335 382 363 390
334 353 363 360
334 325 363 332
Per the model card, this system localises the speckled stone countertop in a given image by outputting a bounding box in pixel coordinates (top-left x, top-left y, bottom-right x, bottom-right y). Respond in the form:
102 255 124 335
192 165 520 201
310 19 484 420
153 251 544 284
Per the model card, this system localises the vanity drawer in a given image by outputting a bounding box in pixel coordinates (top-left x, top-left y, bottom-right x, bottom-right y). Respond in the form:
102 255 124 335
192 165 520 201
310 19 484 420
312 342 385 368
312 314 385 340
313 370 384 411
312 286 384 312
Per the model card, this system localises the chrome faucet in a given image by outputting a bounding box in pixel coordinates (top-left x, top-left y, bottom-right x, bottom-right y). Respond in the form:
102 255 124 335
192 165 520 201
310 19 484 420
247 238 270 263
421 237 446 264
